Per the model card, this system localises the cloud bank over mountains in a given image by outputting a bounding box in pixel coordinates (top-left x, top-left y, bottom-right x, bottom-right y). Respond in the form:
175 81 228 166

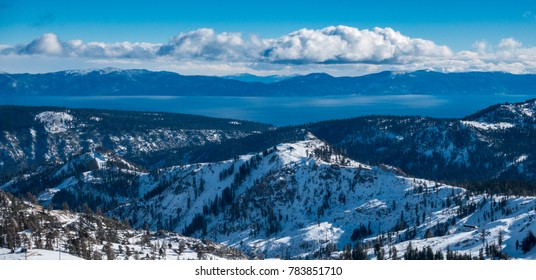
1 25 535 75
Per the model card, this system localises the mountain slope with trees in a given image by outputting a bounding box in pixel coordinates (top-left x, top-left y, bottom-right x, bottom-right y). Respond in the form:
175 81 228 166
0 191 245 260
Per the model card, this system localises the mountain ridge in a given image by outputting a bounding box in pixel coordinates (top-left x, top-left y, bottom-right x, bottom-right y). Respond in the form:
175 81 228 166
6 132 534 259
2 69 536 96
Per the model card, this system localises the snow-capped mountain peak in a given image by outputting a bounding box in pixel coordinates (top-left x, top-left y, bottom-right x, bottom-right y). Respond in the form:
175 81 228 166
273 133 370 169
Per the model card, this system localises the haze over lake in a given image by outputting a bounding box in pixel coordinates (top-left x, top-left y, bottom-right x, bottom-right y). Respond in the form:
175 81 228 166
1 94 534 126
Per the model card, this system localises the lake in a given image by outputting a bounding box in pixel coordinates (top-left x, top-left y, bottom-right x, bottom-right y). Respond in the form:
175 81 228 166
1 94 535 126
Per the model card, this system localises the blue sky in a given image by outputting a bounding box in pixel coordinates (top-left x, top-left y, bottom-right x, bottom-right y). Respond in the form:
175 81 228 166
1 0 536 75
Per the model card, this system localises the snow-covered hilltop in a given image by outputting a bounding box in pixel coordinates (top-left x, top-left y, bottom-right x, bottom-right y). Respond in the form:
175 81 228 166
99 134 536 259
35 111 74 134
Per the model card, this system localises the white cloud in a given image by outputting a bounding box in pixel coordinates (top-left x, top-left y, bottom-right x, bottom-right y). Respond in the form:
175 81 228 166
3 26 453 64
262 26 452 63
157 28 259 61
1 26 536 75
67 41 160 59
23 33 63 55
0 33 161 58
498 38 522 50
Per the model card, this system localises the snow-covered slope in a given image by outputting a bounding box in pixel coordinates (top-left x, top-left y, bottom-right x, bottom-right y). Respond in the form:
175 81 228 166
105 134 536 259
0 248 83 260
4 101 536 260
0 191 245 260
467 99 536 125
303 99 536 183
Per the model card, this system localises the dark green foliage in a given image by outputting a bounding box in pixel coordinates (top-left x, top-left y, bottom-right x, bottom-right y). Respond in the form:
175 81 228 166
350 224 372 241
144 127 305 167
144 181 171 200
183 214 207 237
103 242 116 260
461 180 536 197
521 230 536 254
219 163 235 181
340 243 368 260
404 243 444 260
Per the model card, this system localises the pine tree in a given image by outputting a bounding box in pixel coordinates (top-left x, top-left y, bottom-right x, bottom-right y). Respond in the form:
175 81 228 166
351 243 368 260
103 242 116 260
521 230 536 254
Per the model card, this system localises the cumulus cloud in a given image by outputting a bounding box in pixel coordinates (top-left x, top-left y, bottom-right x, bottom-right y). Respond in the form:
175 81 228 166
22 33 63 55
1 26 536 75
3 26 453 64
1 33 160 58
262 26 452 64
156 28 259 61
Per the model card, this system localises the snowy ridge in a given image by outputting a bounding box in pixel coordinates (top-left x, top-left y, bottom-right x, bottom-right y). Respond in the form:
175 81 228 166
1 106 270 176
470 99 536 125
64 67 134 76
105 134 536 259
52 150 143 178
34 150 147 205
461 120 515 130
4 131 536 259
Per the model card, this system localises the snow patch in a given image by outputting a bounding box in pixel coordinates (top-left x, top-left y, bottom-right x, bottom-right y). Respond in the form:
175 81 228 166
0 248 83 260
521 108 534 117
35 111 74 134
515 154 528 164
461 120 514 130
38 176 78 202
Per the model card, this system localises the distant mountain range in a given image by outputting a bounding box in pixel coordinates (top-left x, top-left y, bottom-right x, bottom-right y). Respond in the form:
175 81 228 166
2 68 536 96
221 73 295 83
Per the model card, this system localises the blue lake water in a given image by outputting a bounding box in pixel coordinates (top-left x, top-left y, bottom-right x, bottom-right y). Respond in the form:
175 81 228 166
1 94 535 126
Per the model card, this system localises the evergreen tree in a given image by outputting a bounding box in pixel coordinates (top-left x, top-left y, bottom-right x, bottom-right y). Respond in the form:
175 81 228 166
521 230 536 254
351 243 368 260
103 242 116 260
